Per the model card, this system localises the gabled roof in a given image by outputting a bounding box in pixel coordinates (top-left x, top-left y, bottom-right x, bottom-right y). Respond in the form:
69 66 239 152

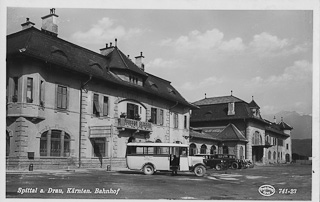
264 119 290 137
193 95 244 106
107 48 148 77
248 100 260 109
217 124 248 142
191 95 266 123
7 27 196 109
278 121 293 130
189 130 220 141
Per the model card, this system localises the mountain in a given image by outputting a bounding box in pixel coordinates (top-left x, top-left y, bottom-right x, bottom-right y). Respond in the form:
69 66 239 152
291 139 312 157
263 111 312 139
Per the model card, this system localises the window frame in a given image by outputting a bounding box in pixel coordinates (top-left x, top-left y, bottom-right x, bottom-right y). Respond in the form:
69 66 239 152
103 96 109 116
56 84 68 110
173 113 179 128
26 77 33 103
93 93 101 117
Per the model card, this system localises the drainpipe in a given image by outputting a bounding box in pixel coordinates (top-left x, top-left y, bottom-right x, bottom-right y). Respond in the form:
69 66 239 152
78 75 92 168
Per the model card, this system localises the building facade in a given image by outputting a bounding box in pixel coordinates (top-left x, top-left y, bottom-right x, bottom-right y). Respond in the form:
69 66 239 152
189 95 292 164
6 10 195 170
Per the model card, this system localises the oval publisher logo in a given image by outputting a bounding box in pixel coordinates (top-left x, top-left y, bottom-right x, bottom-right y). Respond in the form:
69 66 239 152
258 185 275 197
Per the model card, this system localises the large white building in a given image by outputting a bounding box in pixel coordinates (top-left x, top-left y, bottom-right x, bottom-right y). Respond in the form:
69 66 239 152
6 9 196 170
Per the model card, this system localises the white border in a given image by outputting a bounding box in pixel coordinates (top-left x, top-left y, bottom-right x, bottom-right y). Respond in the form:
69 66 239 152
1 1 319 202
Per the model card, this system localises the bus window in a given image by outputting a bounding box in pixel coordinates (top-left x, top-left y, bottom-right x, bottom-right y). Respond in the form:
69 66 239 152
161 147 169 154
147 147 155 154
180 147 187 157
136 147 144 154
127 146 136 155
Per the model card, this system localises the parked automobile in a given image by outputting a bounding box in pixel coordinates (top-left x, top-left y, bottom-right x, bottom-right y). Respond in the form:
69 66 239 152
221 154 239 169
195 154 228 171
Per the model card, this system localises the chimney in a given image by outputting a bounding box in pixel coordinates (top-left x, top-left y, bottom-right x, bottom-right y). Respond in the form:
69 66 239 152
21 18 35 30
41 8 59 36
135 52 145 71
100 42 115 56
273 116 277 123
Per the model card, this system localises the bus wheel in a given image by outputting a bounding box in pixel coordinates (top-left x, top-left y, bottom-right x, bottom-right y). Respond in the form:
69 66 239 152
231 162 238 169
215 164 222 171
143 164 154 175
194 165 206 177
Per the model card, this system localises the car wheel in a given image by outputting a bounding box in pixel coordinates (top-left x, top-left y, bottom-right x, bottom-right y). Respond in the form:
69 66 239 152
143 164 154 175
215 164 222 171
231 162 238 169
194 165 206 177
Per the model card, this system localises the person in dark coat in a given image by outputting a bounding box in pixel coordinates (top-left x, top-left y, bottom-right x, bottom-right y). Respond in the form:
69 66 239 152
171 155 179 175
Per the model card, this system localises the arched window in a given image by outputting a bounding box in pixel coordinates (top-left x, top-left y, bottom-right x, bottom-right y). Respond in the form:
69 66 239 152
128 136 135 143
268 151 271 159
223 145 229 154
200 144 207 154
252 131 262 145
6 131 10 156
189 143 197 156
210 145 216 154
40 130 70 157
239 146 244 159
273 151 276 160
155 139 162 143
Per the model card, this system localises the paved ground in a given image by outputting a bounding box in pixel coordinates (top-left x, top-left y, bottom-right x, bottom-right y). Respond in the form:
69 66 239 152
6 164 312 200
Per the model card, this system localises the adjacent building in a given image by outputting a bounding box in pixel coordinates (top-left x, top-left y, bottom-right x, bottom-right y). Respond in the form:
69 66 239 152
6 10 196 170
189 94 293 164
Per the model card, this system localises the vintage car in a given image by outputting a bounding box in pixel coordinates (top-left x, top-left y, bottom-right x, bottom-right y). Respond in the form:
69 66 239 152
195 154 227 171
222 154 239 169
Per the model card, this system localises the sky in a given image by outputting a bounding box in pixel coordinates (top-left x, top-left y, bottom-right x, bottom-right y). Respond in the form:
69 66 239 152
4 1 317 117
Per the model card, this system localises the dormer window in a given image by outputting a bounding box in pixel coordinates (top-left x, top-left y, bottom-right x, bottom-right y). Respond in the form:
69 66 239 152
227 102 235 115
129 75 139 85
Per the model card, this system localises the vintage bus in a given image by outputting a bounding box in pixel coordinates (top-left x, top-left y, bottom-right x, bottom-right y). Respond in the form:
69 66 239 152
126 142 207 176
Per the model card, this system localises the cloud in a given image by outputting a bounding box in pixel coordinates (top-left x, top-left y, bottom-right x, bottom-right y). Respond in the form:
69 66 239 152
249 32 289 52
160 30 307 57
273 60 311 84
181 76 225 91
71 17 144 45
146 58 182 69
160 28 245 53
248 32 309 57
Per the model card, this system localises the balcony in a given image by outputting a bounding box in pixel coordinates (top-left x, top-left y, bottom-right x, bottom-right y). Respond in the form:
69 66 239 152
117 118 152 132
7 102 45 121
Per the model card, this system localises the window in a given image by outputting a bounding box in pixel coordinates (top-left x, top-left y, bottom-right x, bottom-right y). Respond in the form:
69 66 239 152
159 109 164 125
39 80 44 105
239 146 244 159
151 108 157 124
26 77 33 103
57 85 67 109
268 151 271 159
210 145 216 154
200 144 207 154
173 113 178 128
127 103 139 119
40 130 70 157
6 131 10 156
189 143 197 156
184 115 188 129
103 96 108 116
12 77 18 102
92 138 106 157
273 151 276 160
93 93 100 116
228 102 235 115
286 144 289 150
278 139 283 146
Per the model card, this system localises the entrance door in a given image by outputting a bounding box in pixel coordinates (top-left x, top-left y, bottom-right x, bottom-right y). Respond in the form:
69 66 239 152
252 146 263 162
285 154 290 162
